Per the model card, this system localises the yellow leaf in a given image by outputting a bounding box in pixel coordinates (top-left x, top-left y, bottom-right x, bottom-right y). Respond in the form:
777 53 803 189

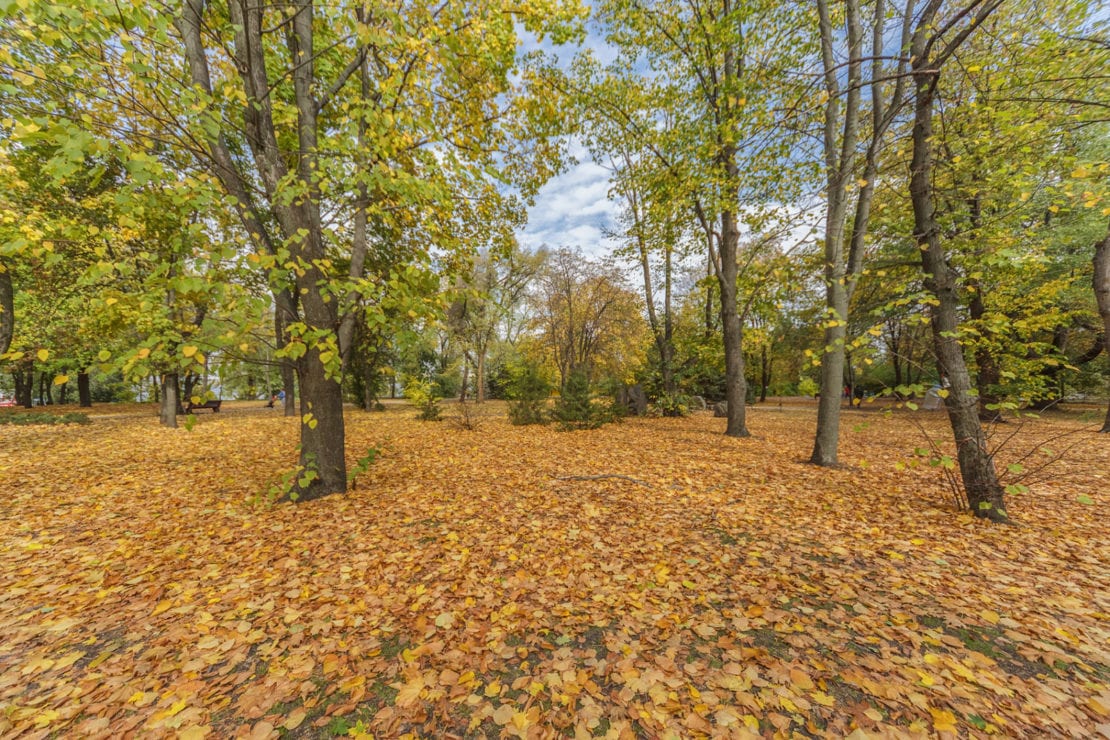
283 708 307 730
182 345 198 358
511 711 531 731
33 709 59 727
36 348 49 362
485 680 501 697
152 599 173 616
929 707 958 732
138 348 151 359
53 374 68 386
811 692 835 707
980 609 1000 625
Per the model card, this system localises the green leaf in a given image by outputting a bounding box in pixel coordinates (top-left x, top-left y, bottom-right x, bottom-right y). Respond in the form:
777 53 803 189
1077 495 1094 505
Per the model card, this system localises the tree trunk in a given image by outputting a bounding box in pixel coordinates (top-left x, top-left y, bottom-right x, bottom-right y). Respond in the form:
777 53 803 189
760 344 770 402
275 308 297 417
14 369 32 408
38 371 52 406
476 350 486 403
58 380 68 405
77 371 91 407
459 358 469 403
811 0 862 465
295 350 346 501
909 27 1005 520
719 210 750 437
160 373 178 428
0 259 12 358
1094 228 1110 432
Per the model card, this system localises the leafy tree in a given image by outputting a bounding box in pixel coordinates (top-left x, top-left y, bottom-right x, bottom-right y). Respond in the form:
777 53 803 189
810 0 913 465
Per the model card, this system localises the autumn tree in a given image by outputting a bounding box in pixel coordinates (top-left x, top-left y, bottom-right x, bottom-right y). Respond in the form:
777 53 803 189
2 0 583 498
582 0 812 437
809 0 914 465
531 247 645 389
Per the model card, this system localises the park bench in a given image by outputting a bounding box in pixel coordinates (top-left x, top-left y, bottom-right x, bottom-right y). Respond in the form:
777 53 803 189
184 399 222 413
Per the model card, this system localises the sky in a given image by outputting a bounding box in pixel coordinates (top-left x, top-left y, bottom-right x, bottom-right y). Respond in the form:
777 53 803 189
513 24 623 258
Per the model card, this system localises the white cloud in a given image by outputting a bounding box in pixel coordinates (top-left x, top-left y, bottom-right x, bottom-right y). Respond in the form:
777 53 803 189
519 158 621 257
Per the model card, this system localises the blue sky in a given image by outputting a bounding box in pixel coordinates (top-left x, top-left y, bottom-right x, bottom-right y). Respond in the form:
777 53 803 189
514 24 621 257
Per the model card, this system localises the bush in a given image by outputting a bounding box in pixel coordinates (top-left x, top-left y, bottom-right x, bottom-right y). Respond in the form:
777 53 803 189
655 392 689 417
797 376 819 398
505 360 551 426
404 378 442 421
551 369 611 430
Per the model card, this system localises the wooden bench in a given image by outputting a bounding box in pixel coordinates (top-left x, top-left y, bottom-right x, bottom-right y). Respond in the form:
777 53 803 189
184 399 222 413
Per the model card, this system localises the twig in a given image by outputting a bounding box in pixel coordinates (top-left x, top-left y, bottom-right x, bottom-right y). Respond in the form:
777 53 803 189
554 475 652 487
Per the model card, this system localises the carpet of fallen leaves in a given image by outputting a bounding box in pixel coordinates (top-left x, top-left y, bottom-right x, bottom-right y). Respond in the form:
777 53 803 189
0 400 1108 739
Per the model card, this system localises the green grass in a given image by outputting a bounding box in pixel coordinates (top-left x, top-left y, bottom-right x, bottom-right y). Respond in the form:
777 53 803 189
0 411 90 425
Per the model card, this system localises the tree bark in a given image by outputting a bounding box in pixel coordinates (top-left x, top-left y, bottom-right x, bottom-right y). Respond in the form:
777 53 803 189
77 371 91 407
179 0 345 496
719 208 750 437
160 373 178 428
811 0 862 465
760 343 770 402
38 371 52 406
909 7 1006 520
0 259 12 358
1094 228 1110 432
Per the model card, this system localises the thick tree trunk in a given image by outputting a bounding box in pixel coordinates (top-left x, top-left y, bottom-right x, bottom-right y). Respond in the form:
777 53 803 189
160 373 178 428
909 36 1005 520
77 371 91 407
1094 229 1110 432
295 351 346 500
0 260 12 358
14 370 31 408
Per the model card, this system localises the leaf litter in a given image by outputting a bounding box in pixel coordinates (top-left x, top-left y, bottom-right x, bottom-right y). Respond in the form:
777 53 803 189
0 403 1107 738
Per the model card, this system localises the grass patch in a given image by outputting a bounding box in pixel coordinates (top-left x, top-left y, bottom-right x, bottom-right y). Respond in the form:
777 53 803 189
0 411 90 425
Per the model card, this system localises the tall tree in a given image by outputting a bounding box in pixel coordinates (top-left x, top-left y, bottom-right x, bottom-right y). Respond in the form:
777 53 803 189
908 0 1007 520
584 0 811 436
1096 227 1110 432
2 0 582 498
810 0 914 465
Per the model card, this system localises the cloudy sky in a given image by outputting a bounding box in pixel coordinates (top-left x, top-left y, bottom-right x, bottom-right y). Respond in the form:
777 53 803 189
513 26 623 258
517 147 621 257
